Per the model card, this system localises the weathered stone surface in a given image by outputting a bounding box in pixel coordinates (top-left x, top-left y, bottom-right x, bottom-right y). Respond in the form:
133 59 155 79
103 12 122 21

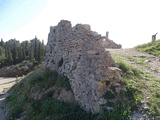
45 20 122 113
53 88 75 103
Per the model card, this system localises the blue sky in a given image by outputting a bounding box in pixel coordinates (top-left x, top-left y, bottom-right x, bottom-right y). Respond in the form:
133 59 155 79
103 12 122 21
0 0 160 48
0 0 46 37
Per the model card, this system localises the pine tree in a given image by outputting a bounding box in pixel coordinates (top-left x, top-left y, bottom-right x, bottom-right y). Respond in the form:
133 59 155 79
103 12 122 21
29 43 34 62
0 37 45 66
8 50 13 64
34 37 39 61
18 45 23 63
11 40 19 64
0 38 4 48
21 41 30 60
38 40 45 63
0 46 6 67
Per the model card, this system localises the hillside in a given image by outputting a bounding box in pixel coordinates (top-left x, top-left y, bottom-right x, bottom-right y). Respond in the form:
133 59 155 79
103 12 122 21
1 48 159 120
3 67 132 120
108 48 160 119
4 69 98 120
135 39 160 57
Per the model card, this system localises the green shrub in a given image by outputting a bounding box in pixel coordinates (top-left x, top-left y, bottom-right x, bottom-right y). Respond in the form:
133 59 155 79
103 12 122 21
103 91 115 99
155 91 160 98
5 93 27 119
56 75 71 91
97 103 130 120
5 69 95 120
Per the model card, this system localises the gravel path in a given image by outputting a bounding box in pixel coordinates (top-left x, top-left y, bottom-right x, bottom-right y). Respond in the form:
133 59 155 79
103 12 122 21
0 77 17 120
107 48 160 79
107 48 160 120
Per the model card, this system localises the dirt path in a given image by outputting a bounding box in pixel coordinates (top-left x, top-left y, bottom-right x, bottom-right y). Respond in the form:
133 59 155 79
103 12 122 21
107 48 160 79
107 48 160 120
0 77 17 120
107 48 160 100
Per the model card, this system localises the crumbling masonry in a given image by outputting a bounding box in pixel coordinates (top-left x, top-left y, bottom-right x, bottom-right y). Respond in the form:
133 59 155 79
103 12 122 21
45 20 122 113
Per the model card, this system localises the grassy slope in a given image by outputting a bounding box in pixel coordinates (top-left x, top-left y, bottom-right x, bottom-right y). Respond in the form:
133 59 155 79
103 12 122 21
6 66 157 120
5 55 160 119
113 57 160 117
5 69 97 120
134 40 160 117
5 68 132 120
135 39 160 57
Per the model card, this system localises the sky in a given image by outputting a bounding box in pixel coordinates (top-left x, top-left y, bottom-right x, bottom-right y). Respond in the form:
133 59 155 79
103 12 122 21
0 0 160 48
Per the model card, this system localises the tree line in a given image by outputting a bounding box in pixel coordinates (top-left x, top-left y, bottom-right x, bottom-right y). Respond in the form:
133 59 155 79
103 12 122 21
0 36 45 68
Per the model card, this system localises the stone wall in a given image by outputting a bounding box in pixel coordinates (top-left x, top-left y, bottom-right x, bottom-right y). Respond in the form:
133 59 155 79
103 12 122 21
45 20 122 113
100 38 122 49
100 32 122 49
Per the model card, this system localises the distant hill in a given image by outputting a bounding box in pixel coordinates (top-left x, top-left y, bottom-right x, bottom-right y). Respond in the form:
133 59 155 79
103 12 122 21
135 39 160 57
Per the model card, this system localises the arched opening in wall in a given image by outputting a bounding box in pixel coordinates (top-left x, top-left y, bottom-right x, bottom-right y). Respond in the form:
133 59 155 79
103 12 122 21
53 29 56 33
58 57 63 67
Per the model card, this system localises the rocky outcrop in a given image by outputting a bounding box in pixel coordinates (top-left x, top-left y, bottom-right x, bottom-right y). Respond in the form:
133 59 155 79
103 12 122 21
45 20 122 113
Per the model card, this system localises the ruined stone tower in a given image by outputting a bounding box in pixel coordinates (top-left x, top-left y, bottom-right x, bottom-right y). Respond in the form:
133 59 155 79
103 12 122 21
45 20 122 113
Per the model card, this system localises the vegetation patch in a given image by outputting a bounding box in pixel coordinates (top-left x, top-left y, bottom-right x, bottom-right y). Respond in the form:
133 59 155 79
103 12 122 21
5 69 95 120
0 38 45 68
114 57 143 77
97 103 130 120
127 56 148 66
5 56 160 119
135 39 160 57
113 57 160 118
103 90 115 99
5 67 133 120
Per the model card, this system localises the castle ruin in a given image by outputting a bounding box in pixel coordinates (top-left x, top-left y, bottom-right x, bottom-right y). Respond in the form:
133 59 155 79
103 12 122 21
45 20 122 113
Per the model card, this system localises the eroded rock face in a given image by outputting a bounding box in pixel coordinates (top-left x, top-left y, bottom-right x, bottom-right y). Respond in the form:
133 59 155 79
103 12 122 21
45 20 122 113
